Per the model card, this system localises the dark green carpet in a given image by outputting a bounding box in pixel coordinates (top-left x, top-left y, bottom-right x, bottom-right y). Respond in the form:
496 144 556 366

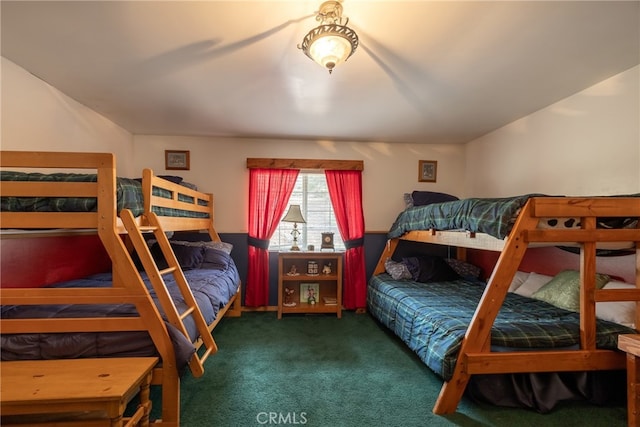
166 312 626 426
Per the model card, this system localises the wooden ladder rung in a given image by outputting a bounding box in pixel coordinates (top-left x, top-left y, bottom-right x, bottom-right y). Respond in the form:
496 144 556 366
180 306 195 320
158 266 178 275
133 210 220 378
199 347 215 364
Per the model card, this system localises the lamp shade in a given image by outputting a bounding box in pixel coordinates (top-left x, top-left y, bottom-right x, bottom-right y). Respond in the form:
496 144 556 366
282 205 306 223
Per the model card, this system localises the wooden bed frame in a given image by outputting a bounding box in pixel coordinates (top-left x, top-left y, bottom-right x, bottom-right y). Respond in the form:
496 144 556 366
373 196 640 415
0 150 241 426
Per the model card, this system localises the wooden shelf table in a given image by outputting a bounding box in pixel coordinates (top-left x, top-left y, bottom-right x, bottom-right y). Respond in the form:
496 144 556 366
278 251 343 319
0 357 158 427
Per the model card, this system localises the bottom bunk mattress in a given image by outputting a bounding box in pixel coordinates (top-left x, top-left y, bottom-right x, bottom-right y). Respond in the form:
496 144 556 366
0 262 240 370
367 273 634 381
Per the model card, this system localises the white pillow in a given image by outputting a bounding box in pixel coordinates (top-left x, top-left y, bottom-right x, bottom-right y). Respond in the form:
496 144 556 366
596 281 637 328
514 272 553 298
508 271 530 293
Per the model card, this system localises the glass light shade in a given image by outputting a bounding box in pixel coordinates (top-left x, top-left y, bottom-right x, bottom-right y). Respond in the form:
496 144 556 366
309 34 353 72
299 19 358 74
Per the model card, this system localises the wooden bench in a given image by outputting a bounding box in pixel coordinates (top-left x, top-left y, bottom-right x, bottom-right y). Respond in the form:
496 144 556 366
0 357 158 427
618 334 640 427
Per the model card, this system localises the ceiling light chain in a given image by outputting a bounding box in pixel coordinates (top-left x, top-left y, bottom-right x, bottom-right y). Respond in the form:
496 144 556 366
299 0 359 74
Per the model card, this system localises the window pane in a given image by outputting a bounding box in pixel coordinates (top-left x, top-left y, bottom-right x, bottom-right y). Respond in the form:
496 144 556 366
270 172 344 251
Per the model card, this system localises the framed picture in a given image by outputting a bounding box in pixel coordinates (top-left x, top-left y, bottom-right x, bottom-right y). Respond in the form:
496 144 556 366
165 150 190 170
300 283 320 304
418 160 437 182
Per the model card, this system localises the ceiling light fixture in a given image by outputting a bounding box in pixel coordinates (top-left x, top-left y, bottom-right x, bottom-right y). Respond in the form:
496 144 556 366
299 0 359 74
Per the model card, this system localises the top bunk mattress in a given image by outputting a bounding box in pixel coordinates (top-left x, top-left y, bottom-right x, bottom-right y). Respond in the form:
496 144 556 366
0 171 208 218
388 194 639 240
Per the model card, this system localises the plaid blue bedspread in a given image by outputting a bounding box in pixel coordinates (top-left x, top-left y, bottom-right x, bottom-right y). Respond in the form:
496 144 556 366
367 274 634 381
388 194 541 240
0 171 208 218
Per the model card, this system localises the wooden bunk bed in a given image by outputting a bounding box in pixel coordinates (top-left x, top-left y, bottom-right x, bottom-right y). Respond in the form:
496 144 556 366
0 150 241 426
371 194 640 415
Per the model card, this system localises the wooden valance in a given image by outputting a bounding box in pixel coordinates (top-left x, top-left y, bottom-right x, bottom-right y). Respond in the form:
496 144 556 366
246 158 363 171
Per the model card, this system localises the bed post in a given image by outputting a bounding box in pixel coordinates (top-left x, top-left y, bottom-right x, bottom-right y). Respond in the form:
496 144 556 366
433 200 539 414
373 239 399 275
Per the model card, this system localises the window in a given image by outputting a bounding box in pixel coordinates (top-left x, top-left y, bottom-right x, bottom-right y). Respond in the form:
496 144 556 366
270 171 344 251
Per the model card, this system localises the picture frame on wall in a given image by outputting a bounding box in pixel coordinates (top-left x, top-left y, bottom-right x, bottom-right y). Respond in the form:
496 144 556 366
418 160 437 182
165 150 190 170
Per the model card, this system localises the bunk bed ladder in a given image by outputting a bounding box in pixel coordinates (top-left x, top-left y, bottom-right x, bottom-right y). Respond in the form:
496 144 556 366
119 209 218 378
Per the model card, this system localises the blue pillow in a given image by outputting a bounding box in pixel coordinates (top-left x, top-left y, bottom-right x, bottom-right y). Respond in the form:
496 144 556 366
201 248 231 270
411 191 459 207
148 242 204 270
402 255 460 283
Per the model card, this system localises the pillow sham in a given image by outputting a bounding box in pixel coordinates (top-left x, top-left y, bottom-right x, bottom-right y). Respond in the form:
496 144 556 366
201 247 232 270
403 193 414 209
531 269 610 312
410 191 459 207
513 272 553 298
402 255 460 283
134 175 183 184
158 175 184 184
149 242 205 270
443 258 481 280
148 239 233 251
385 258 412 280
596 281 636 328
508 271 531 293
168 239 234 254
180 181 198 191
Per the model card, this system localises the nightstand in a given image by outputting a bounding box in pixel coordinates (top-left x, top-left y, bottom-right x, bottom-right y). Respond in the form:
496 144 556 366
278 251 342 319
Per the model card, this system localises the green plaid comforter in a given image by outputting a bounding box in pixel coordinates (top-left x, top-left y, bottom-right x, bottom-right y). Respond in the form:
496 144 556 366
388 194 541 240
367 274 634 381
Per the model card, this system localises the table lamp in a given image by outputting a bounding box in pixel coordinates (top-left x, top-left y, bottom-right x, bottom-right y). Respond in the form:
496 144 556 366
282 204 306 251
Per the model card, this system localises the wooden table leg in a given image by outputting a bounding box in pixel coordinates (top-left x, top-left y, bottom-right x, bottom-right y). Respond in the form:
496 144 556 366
627 353 640 427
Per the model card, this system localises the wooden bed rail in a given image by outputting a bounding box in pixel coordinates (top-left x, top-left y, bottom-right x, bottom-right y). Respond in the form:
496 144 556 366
369 195 639 415
1 151 115 169
142 168 220 241
0 151 184 425
431 197 640 414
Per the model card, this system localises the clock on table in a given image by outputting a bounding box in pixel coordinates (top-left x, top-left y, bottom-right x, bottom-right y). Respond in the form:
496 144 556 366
321 232 334 251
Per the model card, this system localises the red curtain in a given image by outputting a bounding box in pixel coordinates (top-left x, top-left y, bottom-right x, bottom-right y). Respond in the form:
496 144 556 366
245 168 299 307
325 170 367 310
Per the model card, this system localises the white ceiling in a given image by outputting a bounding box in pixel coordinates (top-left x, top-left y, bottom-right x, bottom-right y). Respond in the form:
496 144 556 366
2 1 638 145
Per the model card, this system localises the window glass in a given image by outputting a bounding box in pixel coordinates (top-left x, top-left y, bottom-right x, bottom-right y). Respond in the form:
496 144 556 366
270 172 344 251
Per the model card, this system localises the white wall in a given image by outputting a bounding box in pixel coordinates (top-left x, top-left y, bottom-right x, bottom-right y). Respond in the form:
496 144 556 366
1 57 465 233
132 136 465 233
4 56 638 234
465 66 640 197
1 57 134 175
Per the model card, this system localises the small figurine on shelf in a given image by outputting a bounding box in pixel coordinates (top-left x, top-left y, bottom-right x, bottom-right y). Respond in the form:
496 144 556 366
307 260 319 275
287 265 300 276
307 286 316 305
322 263 332 275
283 287 296 307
